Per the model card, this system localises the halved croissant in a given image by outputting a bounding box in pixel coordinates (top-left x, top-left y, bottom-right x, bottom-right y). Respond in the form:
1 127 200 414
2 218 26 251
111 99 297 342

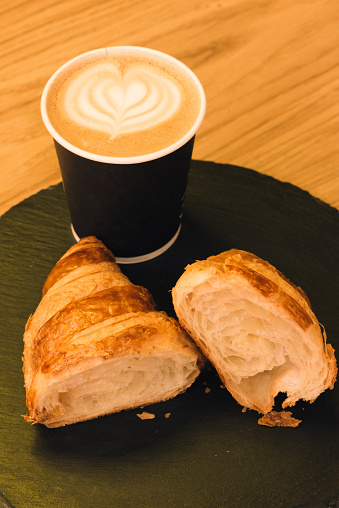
172 249 337 415
23 236 203 428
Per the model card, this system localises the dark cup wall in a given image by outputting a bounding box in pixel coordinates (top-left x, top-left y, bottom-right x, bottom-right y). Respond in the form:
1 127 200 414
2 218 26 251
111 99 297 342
54 136 195 258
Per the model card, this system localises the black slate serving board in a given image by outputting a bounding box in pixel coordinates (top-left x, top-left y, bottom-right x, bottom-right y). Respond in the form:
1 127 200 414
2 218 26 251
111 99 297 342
0 161 338 508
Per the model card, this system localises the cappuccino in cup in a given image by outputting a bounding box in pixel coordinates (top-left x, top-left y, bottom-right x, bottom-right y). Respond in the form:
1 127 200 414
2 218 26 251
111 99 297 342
41 47 206 262
43 47 204 160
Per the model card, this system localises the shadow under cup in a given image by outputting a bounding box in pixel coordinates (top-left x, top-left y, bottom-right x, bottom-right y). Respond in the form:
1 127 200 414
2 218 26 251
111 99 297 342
41 47 206 263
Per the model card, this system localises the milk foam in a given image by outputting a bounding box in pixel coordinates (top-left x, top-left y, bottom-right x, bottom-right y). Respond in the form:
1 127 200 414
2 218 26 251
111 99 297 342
63 61 182 139
45 50 203 158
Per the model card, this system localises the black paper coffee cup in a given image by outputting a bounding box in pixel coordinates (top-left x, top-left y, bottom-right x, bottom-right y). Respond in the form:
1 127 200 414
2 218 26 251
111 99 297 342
41 47 206 263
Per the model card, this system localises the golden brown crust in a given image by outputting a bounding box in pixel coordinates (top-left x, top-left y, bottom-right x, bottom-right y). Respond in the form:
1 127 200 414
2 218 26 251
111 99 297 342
208 250 313 331
23 236 203 427
258 411 302 428
211 250 311 300
172 248 337 417
30 285 156 375
42 237 116 296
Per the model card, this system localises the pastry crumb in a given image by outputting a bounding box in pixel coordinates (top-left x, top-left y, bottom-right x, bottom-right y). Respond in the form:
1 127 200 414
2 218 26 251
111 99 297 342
137 411 155 420
258 411 302 428
205 387 211 393
165 413 171 418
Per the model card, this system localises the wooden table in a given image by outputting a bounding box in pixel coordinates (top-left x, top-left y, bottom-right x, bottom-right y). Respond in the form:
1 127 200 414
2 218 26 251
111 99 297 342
1 0 339 215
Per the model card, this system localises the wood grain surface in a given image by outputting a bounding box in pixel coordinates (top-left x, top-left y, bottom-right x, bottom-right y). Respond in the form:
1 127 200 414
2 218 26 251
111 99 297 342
1 0 339 215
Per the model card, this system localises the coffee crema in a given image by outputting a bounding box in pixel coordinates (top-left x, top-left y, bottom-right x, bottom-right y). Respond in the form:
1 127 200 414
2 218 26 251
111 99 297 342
46 51 202 158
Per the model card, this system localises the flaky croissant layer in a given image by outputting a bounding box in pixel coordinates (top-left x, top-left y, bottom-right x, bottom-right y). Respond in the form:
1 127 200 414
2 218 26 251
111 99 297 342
172 249 337 414
23 237 203 428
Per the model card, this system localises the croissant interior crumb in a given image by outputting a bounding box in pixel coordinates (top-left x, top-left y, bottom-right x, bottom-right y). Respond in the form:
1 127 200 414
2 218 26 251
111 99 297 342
181 280 329 413
37 355 197 427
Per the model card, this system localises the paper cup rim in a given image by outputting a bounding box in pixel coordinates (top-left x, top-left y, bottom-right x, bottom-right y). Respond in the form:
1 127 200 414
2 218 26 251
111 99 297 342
41 46 206 165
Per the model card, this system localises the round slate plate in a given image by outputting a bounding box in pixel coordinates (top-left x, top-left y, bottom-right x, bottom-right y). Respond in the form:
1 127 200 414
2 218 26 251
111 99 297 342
0 161 338 508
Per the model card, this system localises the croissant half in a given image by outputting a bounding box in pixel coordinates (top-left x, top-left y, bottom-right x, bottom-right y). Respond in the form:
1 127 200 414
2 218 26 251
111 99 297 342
172 249 337 415
23 237 203 428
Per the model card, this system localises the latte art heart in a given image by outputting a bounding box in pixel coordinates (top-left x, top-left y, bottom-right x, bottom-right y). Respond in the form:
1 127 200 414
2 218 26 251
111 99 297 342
64 62 182 139
46 51 203 157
